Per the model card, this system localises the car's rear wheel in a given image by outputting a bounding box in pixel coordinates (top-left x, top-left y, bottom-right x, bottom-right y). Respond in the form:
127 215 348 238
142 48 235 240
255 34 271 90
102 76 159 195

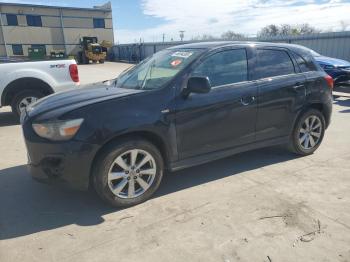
11 90 44 119
93 138 164 207
288 109 326 155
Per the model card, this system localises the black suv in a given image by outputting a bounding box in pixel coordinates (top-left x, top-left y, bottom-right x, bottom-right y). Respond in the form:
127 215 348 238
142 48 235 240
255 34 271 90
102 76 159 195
21 42 333 207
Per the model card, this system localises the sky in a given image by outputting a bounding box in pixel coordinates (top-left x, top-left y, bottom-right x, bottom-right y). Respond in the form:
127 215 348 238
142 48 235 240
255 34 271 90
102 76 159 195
1 0 350 43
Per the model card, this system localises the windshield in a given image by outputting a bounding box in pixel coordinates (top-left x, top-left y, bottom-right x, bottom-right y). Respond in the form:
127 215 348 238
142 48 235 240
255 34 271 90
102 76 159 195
116 49 203 90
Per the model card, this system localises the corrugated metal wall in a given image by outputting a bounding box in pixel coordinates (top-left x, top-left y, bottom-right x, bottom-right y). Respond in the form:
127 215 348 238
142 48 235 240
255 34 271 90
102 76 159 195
112 31 350 63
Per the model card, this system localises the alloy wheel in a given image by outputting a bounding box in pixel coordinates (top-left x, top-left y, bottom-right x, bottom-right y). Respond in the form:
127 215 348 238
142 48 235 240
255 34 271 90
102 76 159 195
298 115 322 150
18 96 38 113
107 149 157 199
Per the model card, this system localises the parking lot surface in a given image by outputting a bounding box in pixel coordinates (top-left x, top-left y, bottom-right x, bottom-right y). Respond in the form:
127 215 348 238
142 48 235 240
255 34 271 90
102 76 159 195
0 62 350 262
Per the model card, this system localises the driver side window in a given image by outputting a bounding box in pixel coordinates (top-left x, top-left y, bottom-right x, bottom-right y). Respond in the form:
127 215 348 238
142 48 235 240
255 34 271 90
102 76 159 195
192 49 248 87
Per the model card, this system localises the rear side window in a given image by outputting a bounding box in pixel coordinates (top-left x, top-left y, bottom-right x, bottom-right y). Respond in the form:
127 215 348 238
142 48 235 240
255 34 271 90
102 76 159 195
192 49 248 87
294 53 317 72
256 49 295 79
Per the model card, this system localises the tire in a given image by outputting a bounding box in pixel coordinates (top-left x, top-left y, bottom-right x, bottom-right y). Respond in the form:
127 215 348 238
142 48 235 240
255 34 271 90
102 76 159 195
77 51 83 64
82 53 89 64
99 59 105 64
11 90 44 119
288 109 326 155
92 138 164 207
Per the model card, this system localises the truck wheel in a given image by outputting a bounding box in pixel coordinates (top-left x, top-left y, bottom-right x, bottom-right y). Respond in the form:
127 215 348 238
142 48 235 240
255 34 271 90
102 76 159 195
93 138 164 207
77 51 83 64
288 109 326 155
82 54 89 64
11 90 44 119
99 59 105 64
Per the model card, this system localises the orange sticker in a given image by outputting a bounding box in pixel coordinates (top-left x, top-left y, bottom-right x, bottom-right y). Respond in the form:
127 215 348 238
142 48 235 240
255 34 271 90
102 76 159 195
170 59 182 67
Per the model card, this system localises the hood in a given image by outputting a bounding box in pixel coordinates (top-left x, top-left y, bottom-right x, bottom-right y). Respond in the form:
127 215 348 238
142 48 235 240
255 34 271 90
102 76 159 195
27 82 143 119
314 56 350 67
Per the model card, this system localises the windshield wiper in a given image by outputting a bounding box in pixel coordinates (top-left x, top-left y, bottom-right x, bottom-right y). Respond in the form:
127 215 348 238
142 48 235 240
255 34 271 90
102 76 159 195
141 60 155 89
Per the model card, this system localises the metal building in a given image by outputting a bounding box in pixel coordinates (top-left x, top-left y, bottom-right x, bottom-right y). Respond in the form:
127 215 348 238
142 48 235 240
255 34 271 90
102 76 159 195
0 1 114 57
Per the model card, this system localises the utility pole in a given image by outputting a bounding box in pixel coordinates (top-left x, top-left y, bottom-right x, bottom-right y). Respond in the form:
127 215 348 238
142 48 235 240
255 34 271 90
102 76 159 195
179 30 185 41
162 33 165 43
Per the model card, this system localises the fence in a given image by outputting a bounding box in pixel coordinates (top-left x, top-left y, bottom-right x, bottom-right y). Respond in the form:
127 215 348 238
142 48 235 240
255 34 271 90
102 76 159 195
111 31 350 63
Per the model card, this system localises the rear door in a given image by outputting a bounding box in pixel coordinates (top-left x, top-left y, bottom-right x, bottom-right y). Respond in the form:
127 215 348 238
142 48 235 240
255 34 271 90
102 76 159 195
254 48 306 141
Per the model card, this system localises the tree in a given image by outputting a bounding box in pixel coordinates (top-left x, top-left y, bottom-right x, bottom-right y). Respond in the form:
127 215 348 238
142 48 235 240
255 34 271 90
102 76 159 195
298 23 321 34
258 24 279 37
192 34 216 41
221 30 245 40
258 23 320 37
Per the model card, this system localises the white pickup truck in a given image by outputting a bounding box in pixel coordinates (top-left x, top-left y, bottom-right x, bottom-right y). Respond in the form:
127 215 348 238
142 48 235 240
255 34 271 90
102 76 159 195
0 59 79 119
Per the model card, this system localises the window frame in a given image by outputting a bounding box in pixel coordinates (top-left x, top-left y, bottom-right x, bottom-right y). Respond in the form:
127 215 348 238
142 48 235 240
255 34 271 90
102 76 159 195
291 51 318 73
12 44 23 56
93 18 105 28
6 14 18 26
190 47 250 89
26 15 42 27
254 47 297 80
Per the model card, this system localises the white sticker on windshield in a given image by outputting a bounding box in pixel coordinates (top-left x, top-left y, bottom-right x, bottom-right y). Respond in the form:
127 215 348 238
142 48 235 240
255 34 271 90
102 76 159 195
171 51 193 58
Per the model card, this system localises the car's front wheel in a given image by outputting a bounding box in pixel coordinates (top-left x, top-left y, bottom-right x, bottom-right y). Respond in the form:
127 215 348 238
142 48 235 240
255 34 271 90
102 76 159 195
93 138 164 207
288 109 326 155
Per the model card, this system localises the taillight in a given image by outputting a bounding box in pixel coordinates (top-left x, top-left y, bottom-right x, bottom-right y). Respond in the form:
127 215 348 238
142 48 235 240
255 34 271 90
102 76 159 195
324 74 333 90
69 64 79 83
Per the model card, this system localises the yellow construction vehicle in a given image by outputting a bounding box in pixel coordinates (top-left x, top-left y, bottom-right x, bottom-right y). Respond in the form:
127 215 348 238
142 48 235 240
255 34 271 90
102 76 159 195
77 36 112 64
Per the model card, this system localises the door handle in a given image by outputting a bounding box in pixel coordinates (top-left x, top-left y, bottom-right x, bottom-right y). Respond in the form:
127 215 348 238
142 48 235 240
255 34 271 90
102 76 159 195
240 96 255 106
291 83 305 91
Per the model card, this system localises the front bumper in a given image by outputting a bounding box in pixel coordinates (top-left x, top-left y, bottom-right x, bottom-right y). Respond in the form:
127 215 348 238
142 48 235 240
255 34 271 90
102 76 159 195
26 141 99 190
22 117 100 191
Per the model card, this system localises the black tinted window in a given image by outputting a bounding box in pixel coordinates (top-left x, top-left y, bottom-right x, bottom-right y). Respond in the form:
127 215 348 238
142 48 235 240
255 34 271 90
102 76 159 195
256 49 295 79
294 53 317 72
6 14 18 26
192 49 248 86
26 15 42 27
12 44 23 55
93 18 105 28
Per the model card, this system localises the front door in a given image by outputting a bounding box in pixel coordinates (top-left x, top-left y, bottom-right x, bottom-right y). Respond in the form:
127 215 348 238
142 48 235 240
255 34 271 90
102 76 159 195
175 48 258 160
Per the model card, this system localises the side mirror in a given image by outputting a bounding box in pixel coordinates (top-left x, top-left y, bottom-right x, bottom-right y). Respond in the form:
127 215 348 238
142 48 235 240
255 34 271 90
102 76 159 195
184 76 211 96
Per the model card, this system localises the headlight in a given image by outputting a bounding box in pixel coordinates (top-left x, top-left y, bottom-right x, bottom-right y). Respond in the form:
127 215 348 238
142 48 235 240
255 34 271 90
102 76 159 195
32 119 84 141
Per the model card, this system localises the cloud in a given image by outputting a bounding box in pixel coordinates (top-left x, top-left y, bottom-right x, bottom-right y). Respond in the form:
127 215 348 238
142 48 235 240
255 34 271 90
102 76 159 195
116 0 350 43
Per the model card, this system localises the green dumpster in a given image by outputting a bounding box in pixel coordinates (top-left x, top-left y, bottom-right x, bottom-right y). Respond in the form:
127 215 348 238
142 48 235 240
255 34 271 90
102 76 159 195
28 47 46 60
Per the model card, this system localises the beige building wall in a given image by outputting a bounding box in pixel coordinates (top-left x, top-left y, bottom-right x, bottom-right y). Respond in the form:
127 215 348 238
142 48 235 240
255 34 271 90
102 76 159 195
62 9 112 19
0 45 6 56
0 2 114 57
1 5 60 16
63 17 94 28
3 27 64 44
42 16 61 28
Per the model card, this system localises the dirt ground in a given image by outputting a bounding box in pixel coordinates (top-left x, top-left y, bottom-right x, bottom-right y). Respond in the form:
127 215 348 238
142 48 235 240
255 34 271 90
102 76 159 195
0 62 350 262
